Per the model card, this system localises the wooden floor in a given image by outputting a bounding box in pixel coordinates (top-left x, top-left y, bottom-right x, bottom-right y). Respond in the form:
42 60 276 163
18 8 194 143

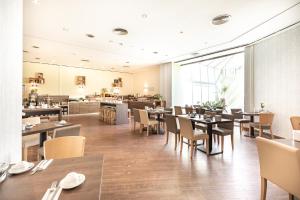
63 114 288 199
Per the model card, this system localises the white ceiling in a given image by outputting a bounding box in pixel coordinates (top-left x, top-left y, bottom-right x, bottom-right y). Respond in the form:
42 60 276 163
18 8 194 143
23 0 300 72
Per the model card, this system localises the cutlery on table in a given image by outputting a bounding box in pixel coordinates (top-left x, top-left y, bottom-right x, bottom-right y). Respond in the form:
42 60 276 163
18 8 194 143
50 181 62 200
30 160 46 175
43 181 57 200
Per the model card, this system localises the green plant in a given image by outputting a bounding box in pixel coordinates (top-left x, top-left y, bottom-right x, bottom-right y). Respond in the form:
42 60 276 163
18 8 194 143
153 94 163 100
201 99 226 110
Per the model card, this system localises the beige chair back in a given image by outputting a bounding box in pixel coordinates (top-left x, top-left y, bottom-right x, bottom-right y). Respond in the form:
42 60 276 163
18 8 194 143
290 116 300 130
44 136 85 159
231 108 243 119
219 114 234 130
256 137 300 198
54 124 81 138
259 112 274 125
133 108 141 123
178 117 193 138
174 106 183 115
165 114 178 134
22 117 41 125
139 110 149 125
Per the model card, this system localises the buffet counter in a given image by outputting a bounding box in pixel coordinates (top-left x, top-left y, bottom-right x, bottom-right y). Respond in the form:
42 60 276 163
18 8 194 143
69 101 100 114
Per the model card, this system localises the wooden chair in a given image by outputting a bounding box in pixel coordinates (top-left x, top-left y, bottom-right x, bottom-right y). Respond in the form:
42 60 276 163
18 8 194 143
44 136 86 159
174 106 183 116
132 108 141 132
165 114 180 150
139 110 158 136
185 106 193 114
22 117 41 161
250 112 275 139
212 114 235 151
290 116 300 141
256 137 300 200
231 108 250 135
178 116 209 159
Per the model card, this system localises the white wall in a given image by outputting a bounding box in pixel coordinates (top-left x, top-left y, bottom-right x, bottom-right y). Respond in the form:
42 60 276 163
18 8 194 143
0 0 22 162
23 62 134 97
245 24 300 139
132 66 160 96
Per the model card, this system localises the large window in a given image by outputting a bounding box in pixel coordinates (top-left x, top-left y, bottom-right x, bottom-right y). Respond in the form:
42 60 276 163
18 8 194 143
172 52 244 110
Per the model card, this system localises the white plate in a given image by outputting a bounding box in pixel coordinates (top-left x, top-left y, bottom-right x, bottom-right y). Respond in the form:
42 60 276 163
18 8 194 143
60 172 85 189
0 163 9 173
8 162 34 175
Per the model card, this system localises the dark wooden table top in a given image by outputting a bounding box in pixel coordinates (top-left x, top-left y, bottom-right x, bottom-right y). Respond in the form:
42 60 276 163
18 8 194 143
22 121 74 136
240 112 260 116
147 109 172 114
274 139 300 149
0 155 103 200
23 107 62 112
178 114 232 125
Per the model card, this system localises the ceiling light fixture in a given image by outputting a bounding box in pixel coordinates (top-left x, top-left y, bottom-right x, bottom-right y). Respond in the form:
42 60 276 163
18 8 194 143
153 51 158 54
23 50 29 53
86 33 95 38
179 31 184 34
35 57 40 60
32 0 40 4
32 45 39 49
212 14 231 25
141 14 148 18
113 28 128 35
81 59 89 62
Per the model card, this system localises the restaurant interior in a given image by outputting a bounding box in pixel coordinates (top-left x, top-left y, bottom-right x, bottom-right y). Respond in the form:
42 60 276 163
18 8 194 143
1 0 300 199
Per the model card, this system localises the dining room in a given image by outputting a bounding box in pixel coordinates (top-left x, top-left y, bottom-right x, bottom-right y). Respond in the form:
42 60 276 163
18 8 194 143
1 0 300 200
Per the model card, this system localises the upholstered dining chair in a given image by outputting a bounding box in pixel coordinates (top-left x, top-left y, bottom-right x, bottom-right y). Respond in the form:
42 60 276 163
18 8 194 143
290 116 300 141
212 114 235 151
174 106 183 116
178 116 209 159
185 106 193 114
132 108 141 132
256 137 300 200
139 110 158 136
250 112 275 139
22 117 41 161
44 136 86 159
165 114 180 150
231 108 250 135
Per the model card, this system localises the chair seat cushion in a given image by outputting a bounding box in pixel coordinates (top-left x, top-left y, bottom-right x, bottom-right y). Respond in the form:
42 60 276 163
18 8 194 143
212 127 233 136
192 130 209 140
249 122 271 129
22 135 40 148
235 119 250 123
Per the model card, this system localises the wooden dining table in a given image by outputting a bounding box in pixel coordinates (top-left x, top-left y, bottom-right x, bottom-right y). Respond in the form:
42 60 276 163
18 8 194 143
22 107 63 121
22 121 74 147
240 112 260 138
179 115 233 156
147 109 172 134
0 155 103 200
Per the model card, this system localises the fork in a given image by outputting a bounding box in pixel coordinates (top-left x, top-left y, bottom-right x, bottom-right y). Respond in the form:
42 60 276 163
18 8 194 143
45 181 57 200
30 160 46 175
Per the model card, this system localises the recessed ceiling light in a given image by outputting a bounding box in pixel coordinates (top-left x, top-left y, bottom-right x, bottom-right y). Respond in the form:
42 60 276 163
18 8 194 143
109 40 113 43
32 45 39 49
86 33 95 38
179 31 184 34
123 66 130 68
141 14 148 18
81 59 89 62
153 51 158 54
212 14 231 25
191 52 199 56
113 28 128 35
119 42 123 46
35 57 40 60
23 50 29 53
125 61 130 64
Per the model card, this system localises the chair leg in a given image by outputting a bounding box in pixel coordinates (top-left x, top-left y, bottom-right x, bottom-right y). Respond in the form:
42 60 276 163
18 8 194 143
180 136 183 153
289 194 294 200
178 134 180 142
166 131 169 144
190 140 194 159
174 134 177 150
147 126 149 136
270 127 274 139
23 147 28 161
217 135 220 145
239 124 242 135
139 124 143 134
206 139 209 156
134 121 136 132
231 134 234 150
260 177 267 200
221 136 224 152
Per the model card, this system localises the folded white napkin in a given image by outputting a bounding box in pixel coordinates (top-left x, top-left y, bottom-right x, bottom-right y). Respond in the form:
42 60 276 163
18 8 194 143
41 187 62 200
